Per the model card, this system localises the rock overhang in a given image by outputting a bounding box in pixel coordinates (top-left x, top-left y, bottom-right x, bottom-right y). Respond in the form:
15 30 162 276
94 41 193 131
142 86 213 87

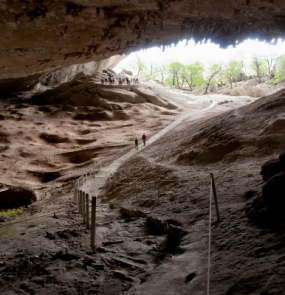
0 0 285 81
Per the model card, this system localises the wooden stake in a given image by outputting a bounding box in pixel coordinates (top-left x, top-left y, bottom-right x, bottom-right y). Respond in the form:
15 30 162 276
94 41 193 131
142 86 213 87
86 193 90 229
210 173 220 222
90 196 97 247
82 191 86 223
79 190 82 214
157 178 160 204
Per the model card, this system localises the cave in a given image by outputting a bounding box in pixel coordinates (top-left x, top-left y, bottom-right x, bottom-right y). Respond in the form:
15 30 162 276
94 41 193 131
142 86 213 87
0 1 285 295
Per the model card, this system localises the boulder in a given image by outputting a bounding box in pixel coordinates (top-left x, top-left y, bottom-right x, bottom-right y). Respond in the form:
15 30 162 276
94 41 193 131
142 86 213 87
209 84 217 93
260 159 285 181
122 70 133 76
262 171 285 199
245 78 259 87
0 186 36 209
132 86 179 109
279 152 285 162
91 85 147 104
246 153 285 228
233 72 246 82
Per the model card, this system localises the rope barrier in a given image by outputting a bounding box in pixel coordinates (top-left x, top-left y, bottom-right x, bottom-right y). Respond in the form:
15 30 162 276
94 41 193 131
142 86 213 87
207 175 213 295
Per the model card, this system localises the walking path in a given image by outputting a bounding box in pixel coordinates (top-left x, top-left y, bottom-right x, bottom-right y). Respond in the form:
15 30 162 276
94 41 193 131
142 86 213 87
80 101 218 198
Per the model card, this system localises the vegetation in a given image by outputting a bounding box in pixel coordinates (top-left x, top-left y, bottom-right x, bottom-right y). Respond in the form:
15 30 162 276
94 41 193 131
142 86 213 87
180 62 204 91
0 208 23 217
127 52 284 92
274 55 285 83
223 60 243 89
167 61 183 86
250 55 267 83
132 54 147 77
202 64 222 94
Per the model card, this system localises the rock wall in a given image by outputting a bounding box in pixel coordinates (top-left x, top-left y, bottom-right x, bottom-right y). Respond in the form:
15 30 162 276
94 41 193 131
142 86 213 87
0 54 125 96
0 0 284 81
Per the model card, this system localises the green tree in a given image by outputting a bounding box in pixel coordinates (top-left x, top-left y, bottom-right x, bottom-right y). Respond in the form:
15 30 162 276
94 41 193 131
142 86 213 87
250 55 267 83
274 55 285 83
180 61 204 91
264 51 278 76
132 54 147 77
203 64 222 94
167 61 182 86
217 70 225 89
224 60 243 89
154 64 167 83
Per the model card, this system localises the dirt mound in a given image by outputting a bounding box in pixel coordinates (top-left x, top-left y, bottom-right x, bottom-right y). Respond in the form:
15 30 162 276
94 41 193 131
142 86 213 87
0 187 36 209
177 134 241 165
175 89 285 165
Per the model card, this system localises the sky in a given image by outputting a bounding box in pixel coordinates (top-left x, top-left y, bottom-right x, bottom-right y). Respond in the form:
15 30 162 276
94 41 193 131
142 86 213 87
114 38 285 75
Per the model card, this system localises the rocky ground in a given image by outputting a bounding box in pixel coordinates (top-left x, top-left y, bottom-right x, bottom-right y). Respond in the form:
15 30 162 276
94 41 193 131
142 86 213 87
1 85 284 294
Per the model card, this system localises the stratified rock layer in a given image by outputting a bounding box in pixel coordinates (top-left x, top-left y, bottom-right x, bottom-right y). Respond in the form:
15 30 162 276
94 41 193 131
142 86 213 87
1 0 285 80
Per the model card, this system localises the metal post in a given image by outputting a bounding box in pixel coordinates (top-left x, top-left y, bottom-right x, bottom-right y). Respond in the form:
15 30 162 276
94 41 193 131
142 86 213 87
82 191 86 223
210 173 220 222
90 196 97 247
86 193 90 229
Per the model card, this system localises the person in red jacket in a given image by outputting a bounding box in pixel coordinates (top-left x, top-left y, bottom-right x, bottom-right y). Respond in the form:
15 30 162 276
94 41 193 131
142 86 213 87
142 133 146 146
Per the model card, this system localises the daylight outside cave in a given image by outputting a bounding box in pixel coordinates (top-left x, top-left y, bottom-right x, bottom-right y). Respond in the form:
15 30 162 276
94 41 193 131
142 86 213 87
1 1 285 294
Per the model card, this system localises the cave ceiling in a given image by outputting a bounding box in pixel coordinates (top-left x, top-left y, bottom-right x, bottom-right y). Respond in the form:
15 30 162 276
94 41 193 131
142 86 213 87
0 0 285 80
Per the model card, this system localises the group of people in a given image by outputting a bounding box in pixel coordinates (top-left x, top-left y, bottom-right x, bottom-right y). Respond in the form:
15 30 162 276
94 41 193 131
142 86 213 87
104 78 115 84
135 133 146 150
118 77 139 85
100 77 139 85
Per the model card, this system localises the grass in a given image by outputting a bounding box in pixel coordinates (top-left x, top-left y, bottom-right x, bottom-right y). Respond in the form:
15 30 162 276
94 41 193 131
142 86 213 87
0 208 23 217
0 227 15 238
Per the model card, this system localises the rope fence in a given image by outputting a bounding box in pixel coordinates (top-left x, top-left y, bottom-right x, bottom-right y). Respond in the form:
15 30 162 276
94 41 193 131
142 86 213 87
0 100 221 291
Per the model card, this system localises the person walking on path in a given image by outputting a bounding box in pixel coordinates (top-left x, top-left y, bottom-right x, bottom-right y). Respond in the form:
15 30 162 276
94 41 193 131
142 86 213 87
135 138 138 150
142 133 146 146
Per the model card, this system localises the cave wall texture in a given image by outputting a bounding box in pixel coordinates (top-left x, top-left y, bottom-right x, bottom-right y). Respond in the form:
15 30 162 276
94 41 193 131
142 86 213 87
0 0 285 83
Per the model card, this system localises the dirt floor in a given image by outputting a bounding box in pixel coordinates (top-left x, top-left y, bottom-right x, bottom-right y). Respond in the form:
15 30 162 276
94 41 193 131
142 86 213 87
1 86 283 294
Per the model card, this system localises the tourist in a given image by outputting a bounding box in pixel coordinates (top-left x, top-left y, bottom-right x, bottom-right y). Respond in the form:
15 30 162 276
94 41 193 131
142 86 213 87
142 133 146 146
135 138 138 150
